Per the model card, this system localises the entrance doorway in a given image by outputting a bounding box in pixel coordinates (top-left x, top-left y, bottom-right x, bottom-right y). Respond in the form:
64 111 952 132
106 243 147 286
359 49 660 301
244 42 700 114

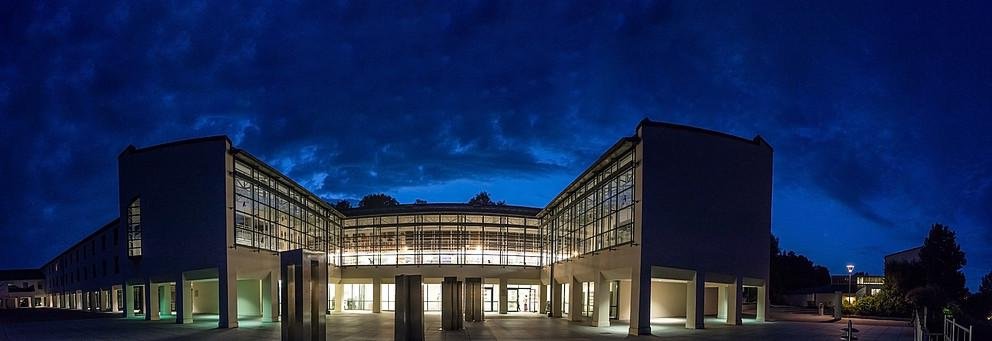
483 285 496 312
609 280 620 320
507 285 538 312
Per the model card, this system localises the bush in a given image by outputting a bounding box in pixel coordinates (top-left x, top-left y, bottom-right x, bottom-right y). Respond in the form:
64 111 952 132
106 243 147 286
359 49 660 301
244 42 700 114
851 288 912 317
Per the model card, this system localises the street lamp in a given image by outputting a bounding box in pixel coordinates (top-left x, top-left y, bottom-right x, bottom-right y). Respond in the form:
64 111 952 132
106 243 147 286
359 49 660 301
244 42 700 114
846 264 855 302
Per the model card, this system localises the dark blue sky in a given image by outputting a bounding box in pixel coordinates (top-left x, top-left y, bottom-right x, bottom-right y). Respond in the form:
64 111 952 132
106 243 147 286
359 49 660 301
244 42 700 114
1 1 989 289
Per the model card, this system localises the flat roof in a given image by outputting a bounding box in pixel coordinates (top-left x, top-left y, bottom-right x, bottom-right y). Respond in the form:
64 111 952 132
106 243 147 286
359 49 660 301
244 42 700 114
340 203 541 218
0 269 43 281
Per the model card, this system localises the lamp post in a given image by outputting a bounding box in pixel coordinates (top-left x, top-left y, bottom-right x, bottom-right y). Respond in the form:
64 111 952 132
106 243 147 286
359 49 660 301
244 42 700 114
846 264 855 302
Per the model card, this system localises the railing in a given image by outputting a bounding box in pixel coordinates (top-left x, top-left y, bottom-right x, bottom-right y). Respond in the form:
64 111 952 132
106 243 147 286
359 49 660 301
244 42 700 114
913 308 942 341
942 316 972 341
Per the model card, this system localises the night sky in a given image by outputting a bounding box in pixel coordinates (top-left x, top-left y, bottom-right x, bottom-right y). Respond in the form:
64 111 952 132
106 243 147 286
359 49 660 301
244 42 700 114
1 1 989 290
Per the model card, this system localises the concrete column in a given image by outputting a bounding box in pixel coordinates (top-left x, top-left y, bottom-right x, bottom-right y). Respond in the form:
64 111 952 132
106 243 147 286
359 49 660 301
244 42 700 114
124 285 136 318
160 283 172 316
569 277 582 321
464 278 483 322
177 273 193 324
756 285 767 322
833 291 842 319
111 288 119 312
717 286 728 319
551 280 563 318
372 277 382 313
628 263 651 335
89 291 96 312
538 283 548 315
593 273 611 327
333 283 344 312
145 281 160 321
685 271 705 329
219 268 238 328
261 272 279 322
726 276 742 326
498 278 508 314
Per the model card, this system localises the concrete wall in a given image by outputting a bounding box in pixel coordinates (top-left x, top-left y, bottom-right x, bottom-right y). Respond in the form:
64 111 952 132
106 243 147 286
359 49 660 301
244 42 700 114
192 281 219 314
118 137 231 282
236 279 261 317
638 122 772 282
650 282 686 318
618 280 631 320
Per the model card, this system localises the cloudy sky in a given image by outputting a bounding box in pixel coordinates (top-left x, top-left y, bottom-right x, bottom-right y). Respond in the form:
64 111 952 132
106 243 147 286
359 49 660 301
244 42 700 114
1 1 989 289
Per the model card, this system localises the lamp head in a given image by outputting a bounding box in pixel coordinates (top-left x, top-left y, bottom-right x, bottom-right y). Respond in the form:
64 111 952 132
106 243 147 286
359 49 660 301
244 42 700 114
846 264 855 273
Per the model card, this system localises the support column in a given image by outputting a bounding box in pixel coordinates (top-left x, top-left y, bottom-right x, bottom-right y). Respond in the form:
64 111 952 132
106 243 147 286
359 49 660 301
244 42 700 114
441 277 462 330
124 284 136 318
498 278 508 314
726 276 742 326
538 283 548 315
333 283 344 313
756 285 767 322
218 268 238 328
686 271 705 329
111 288 119 312
717 286 728 319
628 263 652 335
464 278 483 322
592 273 611 327
372 277 382 313
551 280 563 318
89 291 96 312
144 280 160 321
569 277 582 321
394 275 424 341
160 284 172 316
177 273 193 324
261 272 278 322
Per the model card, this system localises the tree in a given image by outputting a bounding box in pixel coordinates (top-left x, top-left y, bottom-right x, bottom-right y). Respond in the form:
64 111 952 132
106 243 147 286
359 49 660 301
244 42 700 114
468 191 505 206
358 193 399 208
414 199 427 204
333 200 352 211
919 223 968 303
769 233 831 303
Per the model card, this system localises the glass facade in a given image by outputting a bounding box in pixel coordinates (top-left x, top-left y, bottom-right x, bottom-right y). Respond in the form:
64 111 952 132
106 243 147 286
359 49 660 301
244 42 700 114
341 213 541 266
541 147 636 264
126 198 142 257
233 159 341 265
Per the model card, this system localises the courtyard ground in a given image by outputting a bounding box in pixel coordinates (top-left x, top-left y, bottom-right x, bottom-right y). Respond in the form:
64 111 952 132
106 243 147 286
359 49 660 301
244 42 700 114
0 308 913 340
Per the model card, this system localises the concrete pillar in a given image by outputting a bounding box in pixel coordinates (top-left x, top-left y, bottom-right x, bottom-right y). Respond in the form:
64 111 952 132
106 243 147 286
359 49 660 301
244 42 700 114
756 285 767 322
441 277 463 330
394 275 424 341
160 284 172 316
177 273 193 324
685 271 705 329
538 283 548 315
628 263 651 335
569 277 583 321
593 273 611 327
551 280 563 318
372 277 382 313
464 278 483 322
717 286 728 319
498 278 508 314
124 284 136 318
261 272 279 322
111 288 119 312
833 291 842 319
89 291 96 312
219 268 238 328
726 276 742 326
145 281 160 321
333 283 344 312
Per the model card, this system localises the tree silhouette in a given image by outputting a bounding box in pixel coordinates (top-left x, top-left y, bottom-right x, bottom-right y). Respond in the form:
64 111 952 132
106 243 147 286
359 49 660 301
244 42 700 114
769 233 831 303
919 223 968 303
414 199 427 204
358 193 399 208
333 200 351 211
468 191 505 206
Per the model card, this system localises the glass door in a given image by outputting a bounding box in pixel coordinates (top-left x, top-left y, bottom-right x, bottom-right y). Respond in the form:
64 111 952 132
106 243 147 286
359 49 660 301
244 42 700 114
483 287 495 312
609 281 619 320
507 289 519 312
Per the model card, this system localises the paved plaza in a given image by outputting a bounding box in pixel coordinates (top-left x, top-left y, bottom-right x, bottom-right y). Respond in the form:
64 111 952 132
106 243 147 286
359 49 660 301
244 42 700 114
0 309 913 340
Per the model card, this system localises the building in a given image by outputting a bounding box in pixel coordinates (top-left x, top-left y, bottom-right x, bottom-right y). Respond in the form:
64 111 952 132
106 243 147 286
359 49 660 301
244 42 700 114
885 246 922 266
25 120 772 336
0 269 47 309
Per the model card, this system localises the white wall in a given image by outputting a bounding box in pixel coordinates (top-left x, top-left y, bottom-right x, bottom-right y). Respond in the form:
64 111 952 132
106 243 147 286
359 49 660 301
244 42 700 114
192 281 218 314
237 279 261 317
650 282 686 318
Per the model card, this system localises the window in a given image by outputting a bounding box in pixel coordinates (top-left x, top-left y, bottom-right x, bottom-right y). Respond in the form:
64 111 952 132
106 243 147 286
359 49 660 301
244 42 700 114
381 284 396 311
127 198 142 257
114 256 119 274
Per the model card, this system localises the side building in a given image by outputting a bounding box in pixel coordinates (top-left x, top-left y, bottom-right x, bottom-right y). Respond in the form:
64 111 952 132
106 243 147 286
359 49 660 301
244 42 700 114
30 119 772 336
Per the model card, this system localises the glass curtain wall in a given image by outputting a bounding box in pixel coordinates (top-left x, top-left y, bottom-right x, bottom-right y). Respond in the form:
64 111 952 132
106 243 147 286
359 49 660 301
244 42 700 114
233 158 341 264
341 214 540 266
541 148 635 264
